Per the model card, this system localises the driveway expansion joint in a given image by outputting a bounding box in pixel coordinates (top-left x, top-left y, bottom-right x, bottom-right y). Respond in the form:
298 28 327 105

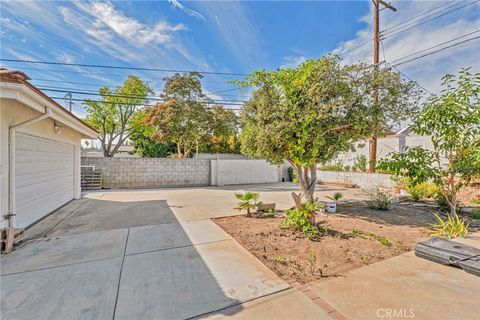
112 227 130 320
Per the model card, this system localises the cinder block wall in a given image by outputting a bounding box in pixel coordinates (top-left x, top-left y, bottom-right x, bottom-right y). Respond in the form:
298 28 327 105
81 157 210 188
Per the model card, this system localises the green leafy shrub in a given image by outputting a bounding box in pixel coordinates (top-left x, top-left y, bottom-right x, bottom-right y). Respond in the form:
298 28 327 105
282 202 323 239
234 191 260 217
431 212 469 239
407 182 438 201
319 162 344 172
365 187 392 210
472 209 480 219
353 155 368 172
326 192 343 203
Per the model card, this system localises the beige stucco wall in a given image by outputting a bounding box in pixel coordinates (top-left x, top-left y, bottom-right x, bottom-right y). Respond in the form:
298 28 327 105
0 99 83 228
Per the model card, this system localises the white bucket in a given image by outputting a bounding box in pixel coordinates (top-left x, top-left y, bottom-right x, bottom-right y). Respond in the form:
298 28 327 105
326 202 337 213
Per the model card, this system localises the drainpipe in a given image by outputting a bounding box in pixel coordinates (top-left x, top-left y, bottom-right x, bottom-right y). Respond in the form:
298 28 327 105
7 107 52 228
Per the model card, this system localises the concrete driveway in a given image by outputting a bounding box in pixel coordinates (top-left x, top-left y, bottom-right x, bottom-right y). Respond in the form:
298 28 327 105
1 183 341 320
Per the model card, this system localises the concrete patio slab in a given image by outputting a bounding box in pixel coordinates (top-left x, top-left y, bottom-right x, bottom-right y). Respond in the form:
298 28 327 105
49 198 177 236
308 236 480 320
197 289 332 320
116 240 288 320
1 229 127 275
1 257 121 320
126 220 231 255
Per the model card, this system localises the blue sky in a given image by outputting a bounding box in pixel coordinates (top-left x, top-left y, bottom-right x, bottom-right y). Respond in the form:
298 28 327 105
1 1 479 116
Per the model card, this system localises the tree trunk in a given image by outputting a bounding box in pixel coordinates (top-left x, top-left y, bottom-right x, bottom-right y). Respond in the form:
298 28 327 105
177 143 182 158
369 136 377 172
450 174 457 217
291 163 317 209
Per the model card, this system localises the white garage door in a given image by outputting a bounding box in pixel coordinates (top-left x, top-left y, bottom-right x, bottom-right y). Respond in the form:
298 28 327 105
15 133 74 228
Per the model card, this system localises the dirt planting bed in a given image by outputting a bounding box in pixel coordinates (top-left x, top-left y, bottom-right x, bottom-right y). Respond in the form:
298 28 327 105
214 203 436 284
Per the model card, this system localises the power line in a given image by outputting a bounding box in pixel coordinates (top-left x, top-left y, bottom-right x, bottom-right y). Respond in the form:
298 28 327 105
49 96 244 109
0 58 250 76
389 29 480 65
382 1 480 39
37 86 248 104
392 66 433 95
383 0 459 32
390 36 480 68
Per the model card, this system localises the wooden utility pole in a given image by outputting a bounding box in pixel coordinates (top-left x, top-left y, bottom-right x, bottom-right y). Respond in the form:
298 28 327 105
369 0 396 172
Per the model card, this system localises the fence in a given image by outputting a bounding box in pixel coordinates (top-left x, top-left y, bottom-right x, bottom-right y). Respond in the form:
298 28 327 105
81 157 210 188
316 170 394 189
81 157 283 189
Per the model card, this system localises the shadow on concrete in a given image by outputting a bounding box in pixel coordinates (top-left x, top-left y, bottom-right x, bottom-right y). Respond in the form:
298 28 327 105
209 182 350 193
1 198 244 320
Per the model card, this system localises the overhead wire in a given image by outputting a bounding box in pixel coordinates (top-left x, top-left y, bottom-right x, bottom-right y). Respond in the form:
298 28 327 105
382 0 480 39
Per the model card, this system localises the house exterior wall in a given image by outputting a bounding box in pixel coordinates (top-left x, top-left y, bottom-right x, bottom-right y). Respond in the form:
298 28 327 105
331 133 436 168
0 100 83 228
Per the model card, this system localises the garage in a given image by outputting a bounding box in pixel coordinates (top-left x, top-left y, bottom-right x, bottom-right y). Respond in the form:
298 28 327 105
14 133 75 228
1 68 98 231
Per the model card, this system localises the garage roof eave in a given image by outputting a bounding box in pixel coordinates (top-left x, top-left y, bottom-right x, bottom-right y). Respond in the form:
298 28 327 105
1 80 99 139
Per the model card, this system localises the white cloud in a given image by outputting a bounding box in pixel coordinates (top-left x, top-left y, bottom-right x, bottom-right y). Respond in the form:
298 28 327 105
333 1 480 94
280 55 307 69
56 52 75 64
72 2 186 46
195 1 263 69
168 0 205 21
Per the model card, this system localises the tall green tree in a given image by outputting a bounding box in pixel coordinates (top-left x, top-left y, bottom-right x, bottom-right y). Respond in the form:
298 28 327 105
203 105 239 154
379 69 480 216
350 63 423 172
239 56 372 208
129 108 176 157
84 75 151 157
145 72 239 157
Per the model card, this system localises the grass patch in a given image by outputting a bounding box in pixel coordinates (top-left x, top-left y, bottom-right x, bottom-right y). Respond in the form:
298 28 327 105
350 228 392 246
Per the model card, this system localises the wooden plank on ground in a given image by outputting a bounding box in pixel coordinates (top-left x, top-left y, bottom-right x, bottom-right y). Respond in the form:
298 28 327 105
415 237 480 277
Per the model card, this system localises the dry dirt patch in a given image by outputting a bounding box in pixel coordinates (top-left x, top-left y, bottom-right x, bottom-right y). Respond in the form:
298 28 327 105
214 203 434 284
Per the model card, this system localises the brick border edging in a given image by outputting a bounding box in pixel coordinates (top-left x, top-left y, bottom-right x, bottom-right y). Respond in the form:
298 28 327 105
288 280 348 320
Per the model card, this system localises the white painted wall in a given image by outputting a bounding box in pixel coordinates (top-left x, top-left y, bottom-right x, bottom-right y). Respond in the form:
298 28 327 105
211 159 281 186
332 134 436 168
0 100 83 228
317 170 395 189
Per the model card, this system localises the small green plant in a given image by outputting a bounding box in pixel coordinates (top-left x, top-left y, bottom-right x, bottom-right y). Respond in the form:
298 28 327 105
265 208 278 218
472 209 480 219
407 181 437 201
353 155 368 172
365 187 392 211
234 191 260 217
307 250 318 275
431 212 469 239
326 192 343 203
360 255 371 265
319 162 344 171
282 202 323 239
350 228 391 246
273 256 287 265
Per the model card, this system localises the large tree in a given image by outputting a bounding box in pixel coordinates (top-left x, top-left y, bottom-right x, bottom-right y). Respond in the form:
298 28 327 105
239 56 372 208
84 75 151 157
379 69 480 216
350 64 423 171
203 105 239 154
145 72 239 157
